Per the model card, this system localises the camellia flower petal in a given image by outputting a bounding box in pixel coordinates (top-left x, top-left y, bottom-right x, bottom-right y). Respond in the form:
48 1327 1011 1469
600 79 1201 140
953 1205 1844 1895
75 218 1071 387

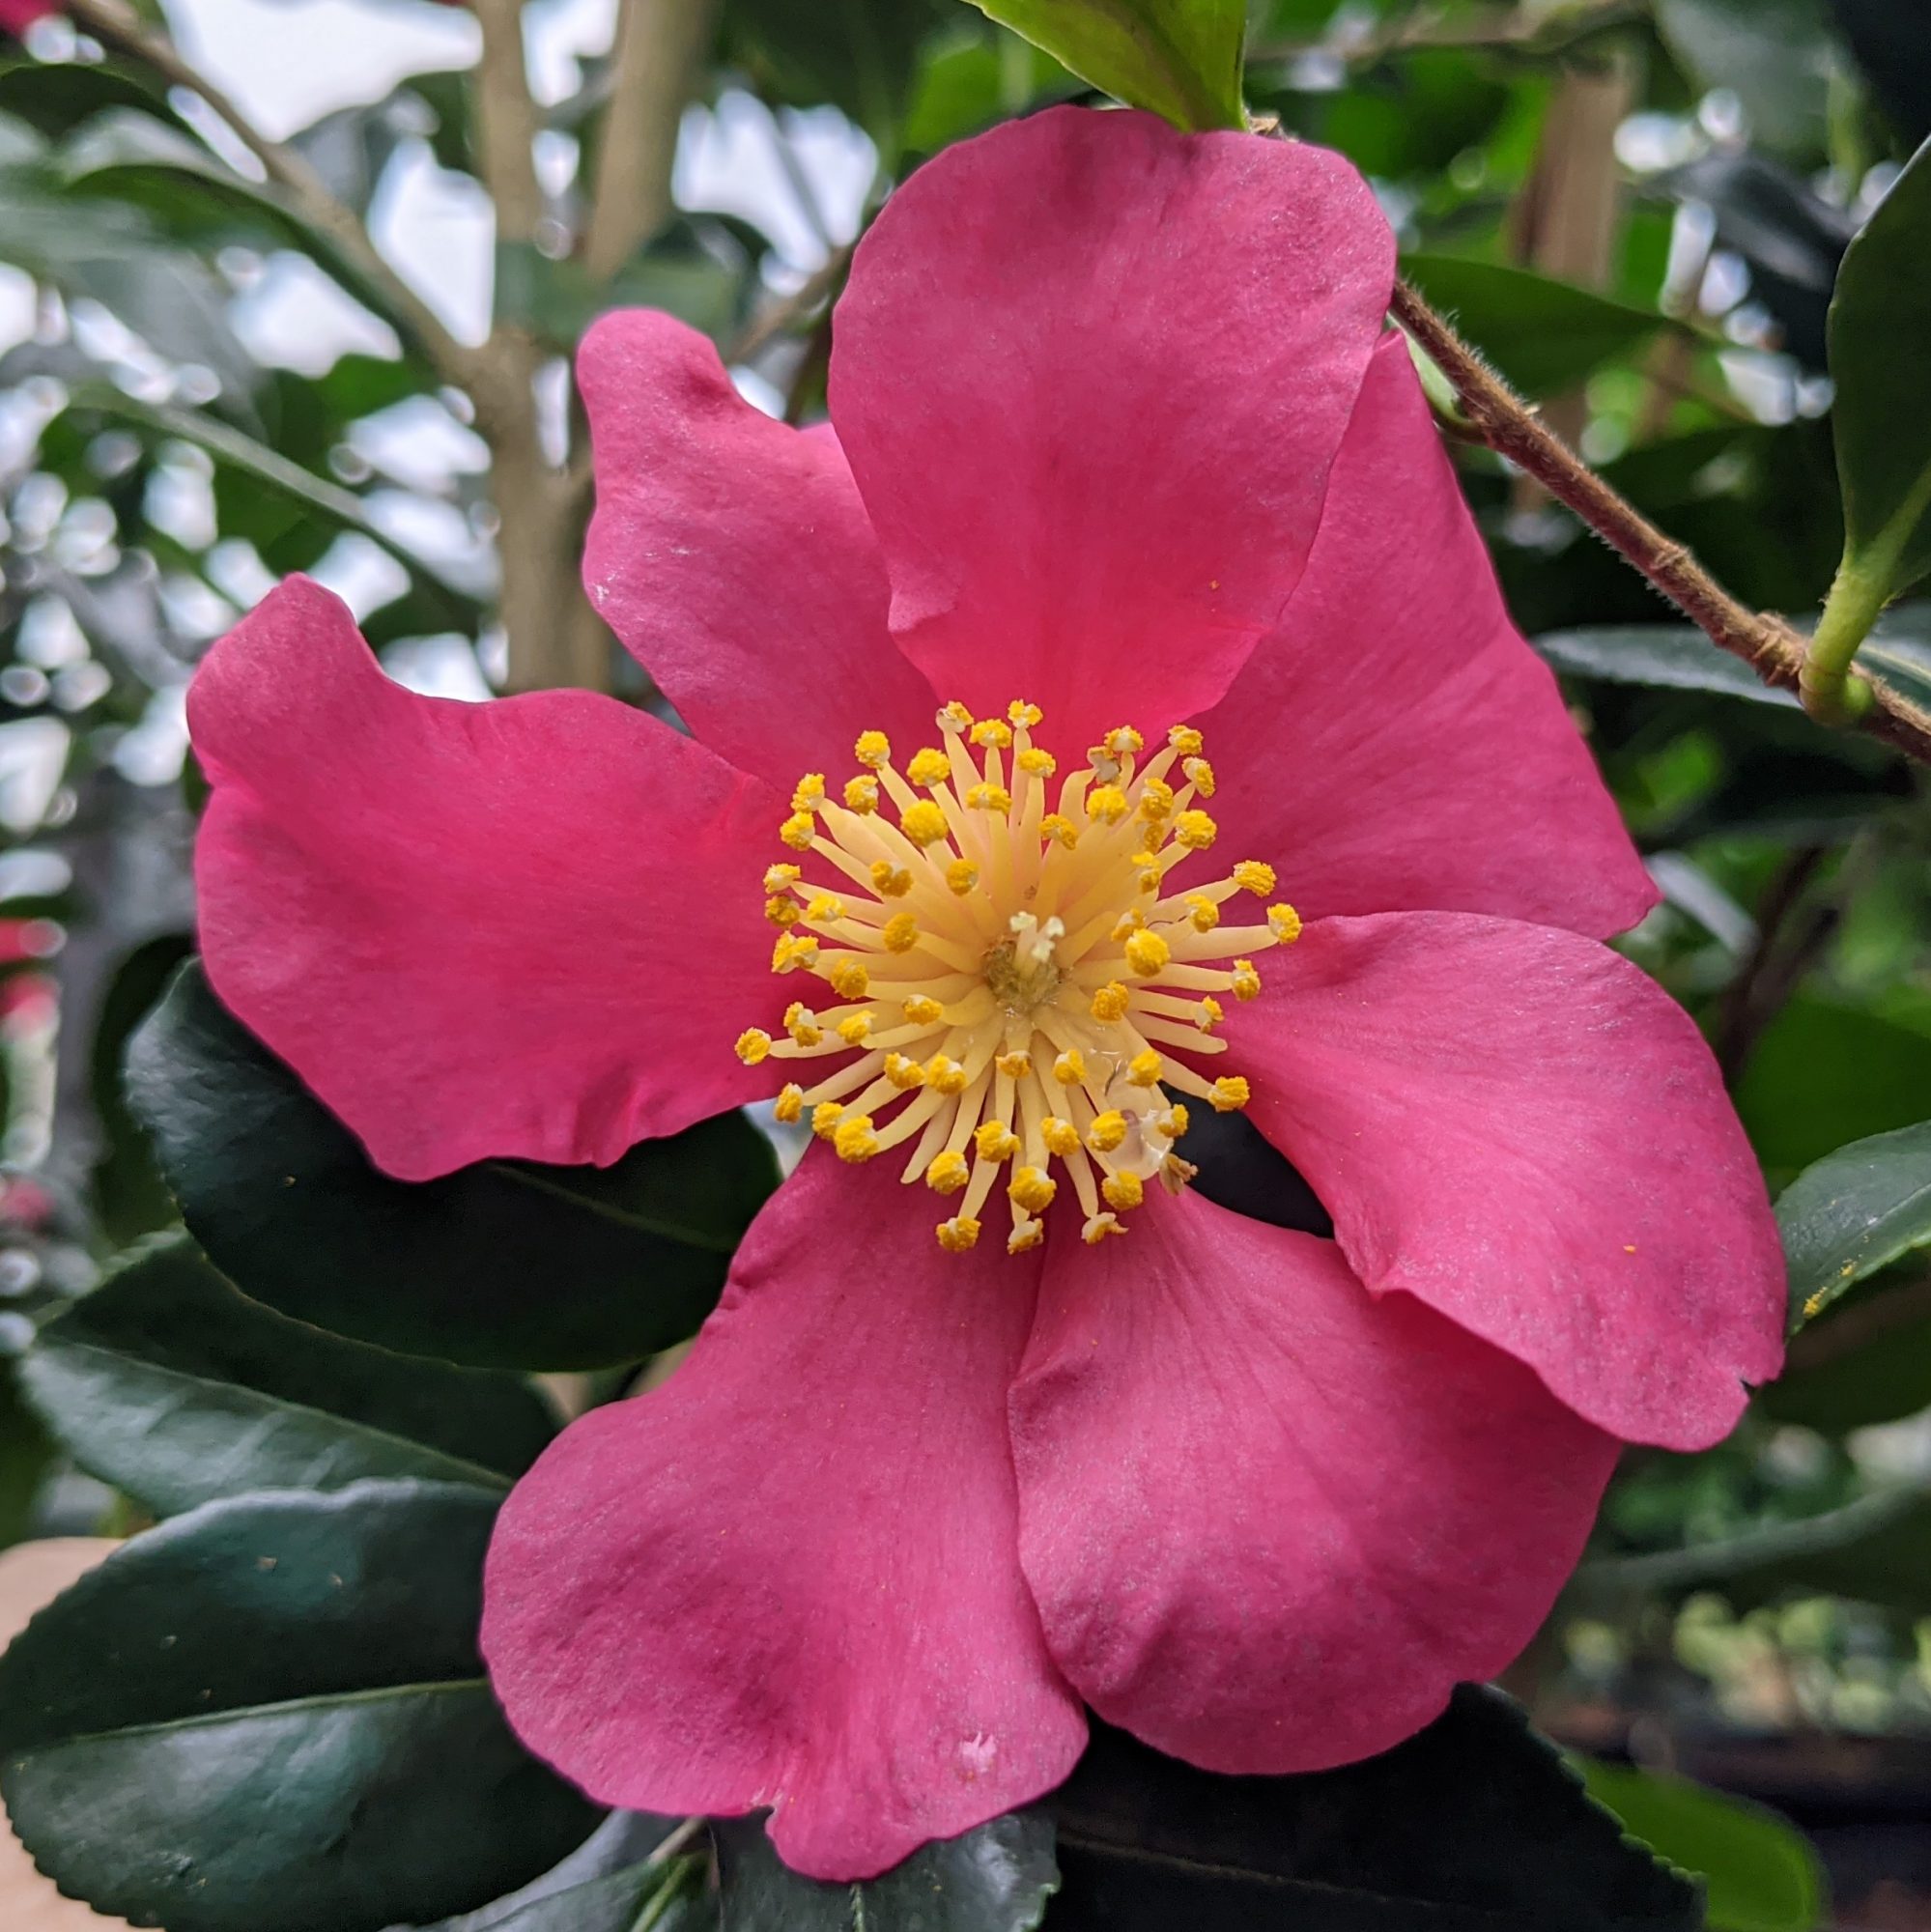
0 0 57 36
188 105 1787 1882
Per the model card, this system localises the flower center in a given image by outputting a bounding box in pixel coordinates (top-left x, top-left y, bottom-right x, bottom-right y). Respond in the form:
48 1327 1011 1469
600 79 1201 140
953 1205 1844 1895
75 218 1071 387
735 700 1299 1254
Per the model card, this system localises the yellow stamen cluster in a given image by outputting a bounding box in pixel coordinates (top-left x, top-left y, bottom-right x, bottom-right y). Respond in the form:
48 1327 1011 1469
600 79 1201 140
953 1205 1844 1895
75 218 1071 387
736 703 1296 1251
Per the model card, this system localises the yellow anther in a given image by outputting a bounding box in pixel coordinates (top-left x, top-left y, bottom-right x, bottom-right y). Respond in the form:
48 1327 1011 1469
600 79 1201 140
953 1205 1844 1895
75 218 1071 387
965 781 1012 813
1168 724 1204 756
762 862 802 894
900 801 950 846
946 859 980 895
1232 958 1262 1002
1102 1170 1145 1212
881 912 921 953
1041 813 1080 849
1182 756 1215 797
1233 860 1275 896
927 1055 969 1095
1086 784 1129 825
937 1214 981 1251
1041 1117 1080 1158
937 700 974 735
854 729 892 768
790 773 826 813
829 960 870 1000
1104 725 1144 756
764 895 800 927
1138 779 1175 823
1016 747 1057 777
870 861 913 898
1087 1110 1128 1154
811 1101 843 1139
970 718 1013 750
1184 893 1220 933
772 931 818 973
734 1029 772 1065
1196 996 1224 1034
783 1002 823 1047
780 812 816 851
1008 1219 1044 1254
843 774 879 814
1053 1048 1087 1086
976 1121 1021 1164
1008 1166 1057 1214
1111 907 1148 940
1082 1212 1125 1244
805 893 845 924
1090 980 1130 1023
1160 1103 1190 1140
837 1013 872 1045
1008 700 1043 728
1267 902 1303 943
906 747 951 787
1124 928 1171 978
1128 1048 1163 1087
775 1084 804 1123
1174 809 1217 850
884 1052 926 1091
995 1048 1033 1080
1131 851 1164 894
835 1115 880 1162
926 1150 970 1194
902 995 945 1027
1210 1075 1251 1113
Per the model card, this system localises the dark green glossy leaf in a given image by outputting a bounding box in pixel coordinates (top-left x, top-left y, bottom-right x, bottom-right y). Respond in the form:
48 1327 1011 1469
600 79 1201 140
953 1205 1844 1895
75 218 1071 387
88 929 193 1246
18 1235 556 1514
0 1482 599 1932
1830 135 1931 599
1534 625 1800 707
126 963 776 1368
1775 1120 1931 1326
960 0 1245 131
0 1366 53 1552
1762 1290 1931 1433
425 1813 710 1931
1402 255 1668 397
1578 1761 1825 1932
715 1809 1056 1931
1041 1690 1698 1929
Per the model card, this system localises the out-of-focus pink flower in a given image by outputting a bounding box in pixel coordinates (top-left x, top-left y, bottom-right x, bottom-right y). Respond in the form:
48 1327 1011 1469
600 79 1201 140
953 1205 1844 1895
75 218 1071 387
185 108 1785 1882
0 0 59 36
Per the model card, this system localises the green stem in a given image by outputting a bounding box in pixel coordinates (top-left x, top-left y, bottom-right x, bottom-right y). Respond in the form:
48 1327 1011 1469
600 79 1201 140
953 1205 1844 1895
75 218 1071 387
1798 557 1887 723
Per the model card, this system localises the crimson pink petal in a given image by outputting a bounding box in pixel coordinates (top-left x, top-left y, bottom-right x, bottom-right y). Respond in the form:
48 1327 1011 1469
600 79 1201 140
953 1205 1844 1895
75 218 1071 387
483 1148 1086 1880
190 577 779 1180
1010 1190 1619 1774
828 107 1394 752
1199 335 1654 938
579 310 939 790
1240 912 1785 1449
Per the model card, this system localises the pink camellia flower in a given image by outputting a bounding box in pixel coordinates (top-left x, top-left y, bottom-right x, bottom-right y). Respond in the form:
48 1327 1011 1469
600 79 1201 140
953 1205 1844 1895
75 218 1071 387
187 107 1785 1880
0 0 58 35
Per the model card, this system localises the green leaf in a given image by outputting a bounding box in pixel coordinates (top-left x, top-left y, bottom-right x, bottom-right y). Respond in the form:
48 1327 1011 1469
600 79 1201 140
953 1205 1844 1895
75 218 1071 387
0 1482 600 1932
1402 256 1670 398
18 1235 556 1515
126 963 776 1369
1829 135 1931 602
0 1366 53 1552
424 1814 709 1931
1534 625 1801 707
1041 1691 1699 1928
958 0 1246 131
1578 1762 1825 1932
715 1810 1057 1931
88 930 194 1246
1761 1293 1931 1433
1775 1120 1931 1326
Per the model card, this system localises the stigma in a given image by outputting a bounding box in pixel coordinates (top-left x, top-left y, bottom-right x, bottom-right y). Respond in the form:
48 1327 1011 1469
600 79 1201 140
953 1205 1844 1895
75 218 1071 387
738 701 1297 1253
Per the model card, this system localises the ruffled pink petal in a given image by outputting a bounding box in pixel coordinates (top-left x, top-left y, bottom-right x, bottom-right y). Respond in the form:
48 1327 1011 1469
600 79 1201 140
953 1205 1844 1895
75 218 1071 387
1239 913 1785 1449
828 108 1394 753
482 1149 1087 1880
1009 1190 1619 1774
1198 335 1654 939
580 311 939 792
190 577 780 1181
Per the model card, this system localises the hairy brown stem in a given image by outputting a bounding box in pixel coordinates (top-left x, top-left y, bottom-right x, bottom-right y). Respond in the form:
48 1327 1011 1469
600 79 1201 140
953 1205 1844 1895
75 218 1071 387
1389 280 1931 764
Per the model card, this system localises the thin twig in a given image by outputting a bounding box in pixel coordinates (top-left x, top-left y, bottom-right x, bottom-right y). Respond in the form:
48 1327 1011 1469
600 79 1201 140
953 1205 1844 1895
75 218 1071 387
1715 844 1829 1083
1390 280 1931 764
64 0 491 409
724 242 854 366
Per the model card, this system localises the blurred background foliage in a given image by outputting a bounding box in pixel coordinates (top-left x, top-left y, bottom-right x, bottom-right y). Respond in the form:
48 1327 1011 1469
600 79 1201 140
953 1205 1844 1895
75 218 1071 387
0 0 1929 1924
